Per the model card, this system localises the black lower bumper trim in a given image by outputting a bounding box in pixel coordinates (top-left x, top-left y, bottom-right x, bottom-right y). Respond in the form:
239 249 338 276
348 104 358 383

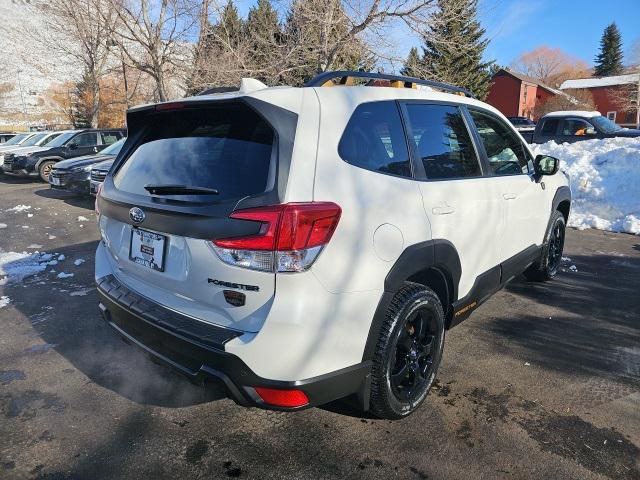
97 277 371 410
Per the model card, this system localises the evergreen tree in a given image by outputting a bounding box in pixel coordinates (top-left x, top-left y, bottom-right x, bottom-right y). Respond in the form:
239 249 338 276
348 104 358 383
401 47 422 78
245 0 282 83
594 23 624 77
214 0 244 50
417 0 493 99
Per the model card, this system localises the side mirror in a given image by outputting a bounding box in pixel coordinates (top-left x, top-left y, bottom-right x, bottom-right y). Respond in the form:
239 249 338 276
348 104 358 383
534 155 559 176
585 126 597 135
68 142 77 150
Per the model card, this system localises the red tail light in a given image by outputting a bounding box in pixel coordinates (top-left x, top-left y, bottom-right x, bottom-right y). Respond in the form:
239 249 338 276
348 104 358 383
212 202 341 272
254 387 309 408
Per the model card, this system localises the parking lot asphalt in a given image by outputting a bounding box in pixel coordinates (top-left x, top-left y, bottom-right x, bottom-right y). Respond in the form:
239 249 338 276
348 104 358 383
0 175 639 480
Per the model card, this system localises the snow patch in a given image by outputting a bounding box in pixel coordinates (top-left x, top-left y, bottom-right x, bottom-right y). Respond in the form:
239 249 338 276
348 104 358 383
70 288 94 297
77 216 89 222
73 258 85 266
57 254 65 261
0 251 49 283
56 272 74 279
47 234 56 240
532 137 640 234
6 205 31 213
0 223 7 229
27 244 43 249
0 296 10 309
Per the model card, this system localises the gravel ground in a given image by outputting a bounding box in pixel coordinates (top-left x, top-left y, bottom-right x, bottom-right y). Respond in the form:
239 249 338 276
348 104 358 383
1 176 639 480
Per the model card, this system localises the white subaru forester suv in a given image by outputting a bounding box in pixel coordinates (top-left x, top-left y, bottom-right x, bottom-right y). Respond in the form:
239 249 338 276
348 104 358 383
95 71 570 419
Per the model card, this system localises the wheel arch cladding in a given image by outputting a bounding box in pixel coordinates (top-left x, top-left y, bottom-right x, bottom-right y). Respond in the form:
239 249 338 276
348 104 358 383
550 186 571 230
362 240 461 362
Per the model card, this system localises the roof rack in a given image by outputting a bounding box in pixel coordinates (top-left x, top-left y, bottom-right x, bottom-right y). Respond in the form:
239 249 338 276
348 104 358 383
304 71 476 98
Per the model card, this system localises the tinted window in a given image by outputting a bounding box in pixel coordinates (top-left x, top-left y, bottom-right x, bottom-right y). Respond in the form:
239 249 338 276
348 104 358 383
101 131 122 145
47 132 77 148
591 115 621 134
73 132 99 147
470 110 529 175
3 134 29 146
338 101 411 178
101 138 125 155
541 118 559 135
114 103 275 201
405 104 480 180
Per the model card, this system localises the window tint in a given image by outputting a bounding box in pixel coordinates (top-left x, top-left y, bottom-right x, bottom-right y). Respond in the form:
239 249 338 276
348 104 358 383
101 132 121 145
405 104 480 180
562 119 592 136
541 118 559 135
113 103 275 201
338 101 412 178
73 132 98 147
470 110 529 176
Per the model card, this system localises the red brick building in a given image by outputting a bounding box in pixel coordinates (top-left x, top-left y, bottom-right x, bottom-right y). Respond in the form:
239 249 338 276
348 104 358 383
560 74 640 128
486 69 558 120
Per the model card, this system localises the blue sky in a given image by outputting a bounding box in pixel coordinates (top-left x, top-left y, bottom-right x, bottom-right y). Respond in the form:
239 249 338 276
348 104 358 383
479 0 640 67
233 0 640 69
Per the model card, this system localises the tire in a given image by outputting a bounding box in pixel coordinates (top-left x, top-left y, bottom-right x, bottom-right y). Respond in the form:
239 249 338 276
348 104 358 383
524 210 566 282
38 160 56 182
370 282 445 420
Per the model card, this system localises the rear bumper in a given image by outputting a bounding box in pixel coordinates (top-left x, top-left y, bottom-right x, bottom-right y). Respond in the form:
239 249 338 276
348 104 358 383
96 274 371 410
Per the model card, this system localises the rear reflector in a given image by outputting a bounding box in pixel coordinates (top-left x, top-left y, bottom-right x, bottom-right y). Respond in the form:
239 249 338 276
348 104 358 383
212 202 341 272
254 387 309 408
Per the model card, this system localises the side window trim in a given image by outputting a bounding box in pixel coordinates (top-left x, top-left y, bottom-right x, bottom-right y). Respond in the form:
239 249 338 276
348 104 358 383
466 107 532 177
398 100 486 182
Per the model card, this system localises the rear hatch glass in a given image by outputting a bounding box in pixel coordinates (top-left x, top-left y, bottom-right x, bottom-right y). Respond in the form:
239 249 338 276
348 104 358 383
113 103 275 202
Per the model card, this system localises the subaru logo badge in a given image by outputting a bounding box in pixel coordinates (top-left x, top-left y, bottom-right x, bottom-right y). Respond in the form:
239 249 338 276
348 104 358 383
129 207 145 224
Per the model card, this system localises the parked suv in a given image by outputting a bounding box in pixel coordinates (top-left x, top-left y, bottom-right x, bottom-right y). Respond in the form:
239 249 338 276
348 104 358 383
3 128 125 180
49 138 125 195
95 72 571 419
533 110 640 143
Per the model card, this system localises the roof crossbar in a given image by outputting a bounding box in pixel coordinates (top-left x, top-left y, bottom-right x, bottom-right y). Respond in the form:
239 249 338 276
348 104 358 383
304 71 476 98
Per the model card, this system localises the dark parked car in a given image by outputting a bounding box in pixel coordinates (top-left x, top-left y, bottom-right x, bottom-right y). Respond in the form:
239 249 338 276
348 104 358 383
2 129 125 181
507 116 536 143
49 138 125 195
532 111 640 144
89 158 115 196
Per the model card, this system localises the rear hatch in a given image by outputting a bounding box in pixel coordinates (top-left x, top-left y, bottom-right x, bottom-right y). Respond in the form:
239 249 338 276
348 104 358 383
97 97 298 332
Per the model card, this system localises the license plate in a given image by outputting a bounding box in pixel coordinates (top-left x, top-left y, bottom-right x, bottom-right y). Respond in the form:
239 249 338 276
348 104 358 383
129 228 167 272
51 177 60 186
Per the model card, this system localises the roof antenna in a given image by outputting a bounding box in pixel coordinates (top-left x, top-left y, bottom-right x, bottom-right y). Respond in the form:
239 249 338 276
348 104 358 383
239 78 268 94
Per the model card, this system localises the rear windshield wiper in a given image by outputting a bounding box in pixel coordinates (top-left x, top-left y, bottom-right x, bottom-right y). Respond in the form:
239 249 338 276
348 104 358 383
144 184 220 195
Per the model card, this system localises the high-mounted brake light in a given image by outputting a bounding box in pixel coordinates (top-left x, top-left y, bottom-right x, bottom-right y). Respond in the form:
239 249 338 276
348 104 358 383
155 102 185 111
212 202 341 272
254 387 309 408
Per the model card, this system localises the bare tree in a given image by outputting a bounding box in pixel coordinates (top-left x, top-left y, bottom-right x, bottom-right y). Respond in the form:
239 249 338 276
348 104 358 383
105 0 199 101
534 89 596 119
510 46 590 87
35 0 119 127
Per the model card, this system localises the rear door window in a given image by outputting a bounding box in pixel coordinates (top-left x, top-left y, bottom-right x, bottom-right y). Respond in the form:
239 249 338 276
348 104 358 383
404 103 481 180
73 132 99 147
338 101 412 178
541 118 560 135
113 103 275 201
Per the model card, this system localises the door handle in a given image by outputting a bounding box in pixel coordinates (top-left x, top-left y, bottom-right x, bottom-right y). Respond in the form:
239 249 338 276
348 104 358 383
432 206 455 215
503 193 517 200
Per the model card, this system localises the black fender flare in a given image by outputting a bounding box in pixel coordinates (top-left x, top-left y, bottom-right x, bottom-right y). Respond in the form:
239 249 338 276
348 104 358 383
545 186 571 240
361 240 461 362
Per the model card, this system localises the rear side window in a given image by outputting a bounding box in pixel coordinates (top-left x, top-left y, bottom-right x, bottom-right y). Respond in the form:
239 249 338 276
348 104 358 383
561 119 592 136
113 103 274 201
541 118 559 135
101 132 122 145
338 101 412 178
73 132 99 147
405 104 480 180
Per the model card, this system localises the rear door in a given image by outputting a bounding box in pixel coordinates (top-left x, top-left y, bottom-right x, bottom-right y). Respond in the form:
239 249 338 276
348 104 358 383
534 117 560 143
69 132 100 157
97 101 293 332
401 102 503 299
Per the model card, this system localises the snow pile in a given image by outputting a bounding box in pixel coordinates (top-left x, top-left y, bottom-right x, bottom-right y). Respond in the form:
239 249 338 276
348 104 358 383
0 251 49 284
532 137 640 234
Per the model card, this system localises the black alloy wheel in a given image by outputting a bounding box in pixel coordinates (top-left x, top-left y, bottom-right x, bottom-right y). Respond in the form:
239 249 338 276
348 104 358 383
370 283 445 419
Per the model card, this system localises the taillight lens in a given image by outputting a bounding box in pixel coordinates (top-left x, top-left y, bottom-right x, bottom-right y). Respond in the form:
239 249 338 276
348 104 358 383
212 202 341 272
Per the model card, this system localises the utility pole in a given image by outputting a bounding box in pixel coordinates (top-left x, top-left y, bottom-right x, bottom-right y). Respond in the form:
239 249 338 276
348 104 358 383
16 69 28 130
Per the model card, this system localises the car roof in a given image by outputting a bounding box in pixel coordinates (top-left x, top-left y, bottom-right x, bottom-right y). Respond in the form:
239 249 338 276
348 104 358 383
543 110 601 118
